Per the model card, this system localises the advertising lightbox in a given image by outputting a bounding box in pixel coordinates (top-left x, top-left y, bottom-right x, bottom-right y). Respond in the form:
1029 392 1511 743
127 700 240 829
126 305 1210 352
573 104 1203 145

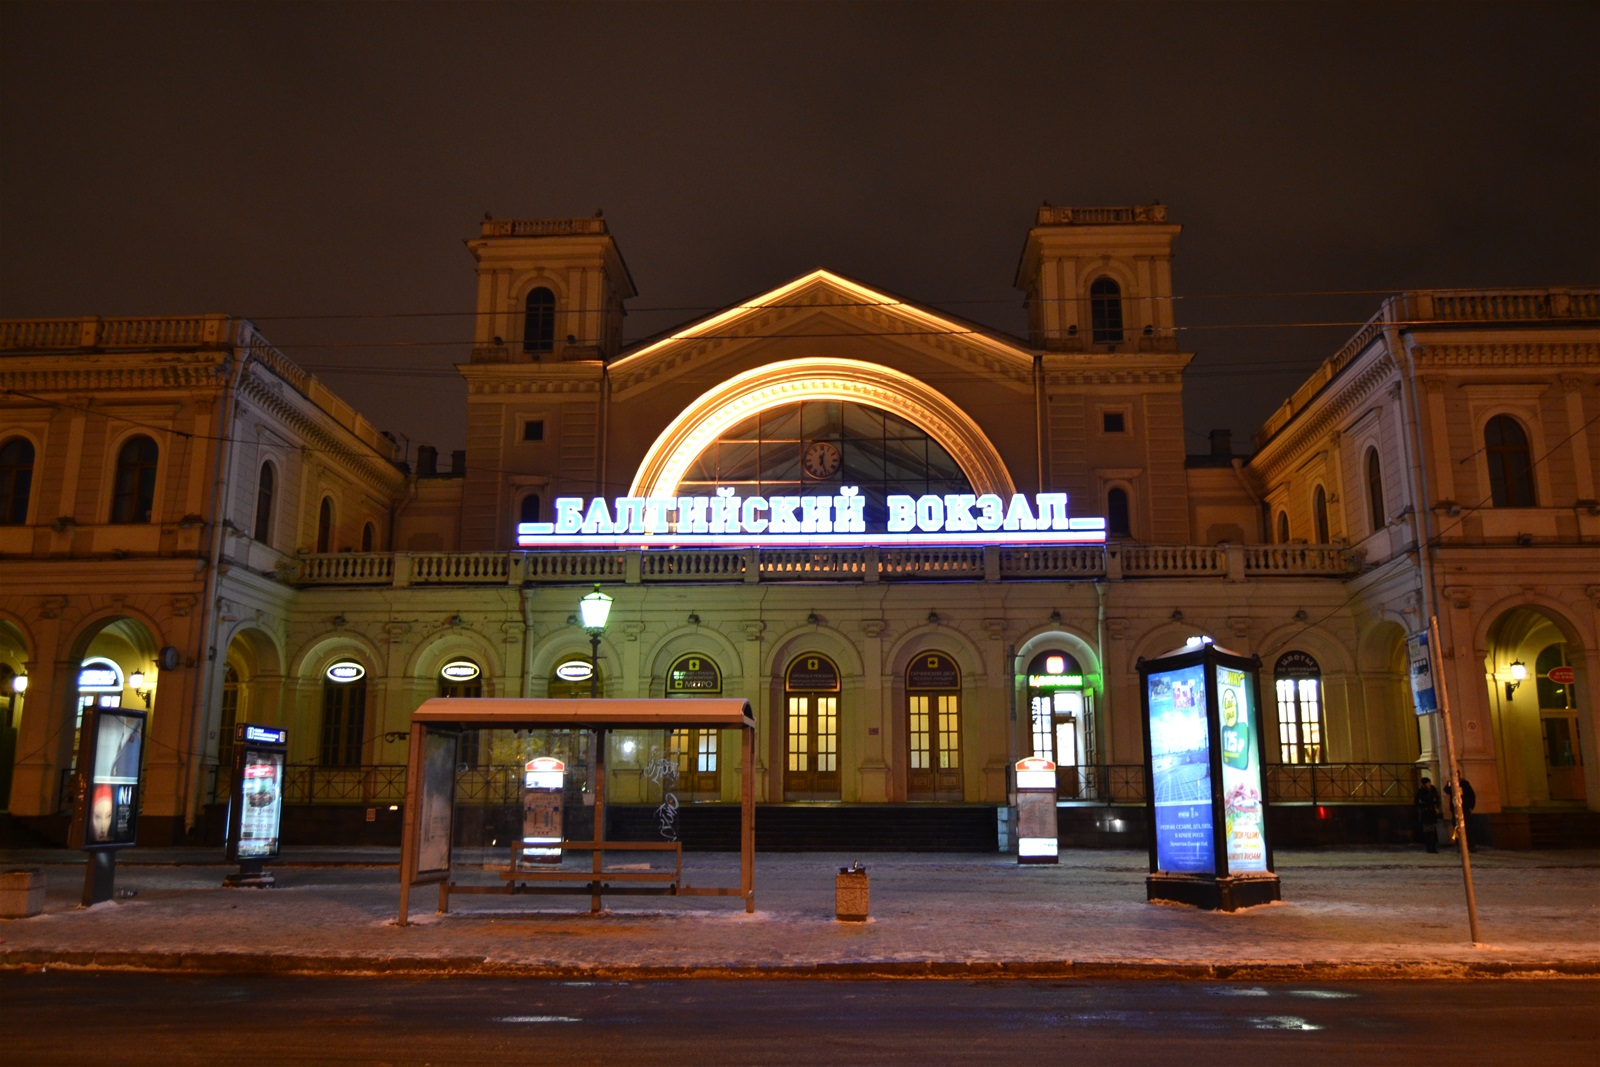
227 724 288 866
1138 642 1279 910
73 707 146 850
1145 663 1214 874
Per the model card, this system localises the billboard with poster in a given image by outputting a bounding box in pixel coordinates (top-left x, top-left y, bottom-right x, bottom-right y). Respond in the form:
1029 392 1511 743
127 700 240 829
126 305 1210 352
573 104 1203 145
1214 663 1268 872
76 707 145 849
1144 662 1214 873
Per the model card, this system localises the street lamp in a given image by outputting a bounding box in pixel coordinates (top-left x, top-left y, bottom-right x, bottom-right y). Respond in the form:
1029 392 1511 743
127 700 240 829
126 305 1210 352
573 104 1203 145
1505 660 1527 701
128 669 154 709
579 584 613 699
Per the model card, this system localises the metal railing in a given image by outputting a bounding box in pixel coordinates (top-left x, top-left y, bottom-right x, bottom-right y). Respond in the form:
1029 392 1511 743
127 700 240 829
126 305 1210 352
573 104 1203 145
236 760 1419 809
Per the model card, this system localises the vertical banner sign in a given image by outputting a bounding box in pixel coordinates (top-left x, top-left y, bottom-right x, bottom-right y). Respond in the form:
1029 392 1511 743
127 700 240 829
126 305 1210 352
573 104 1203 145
1406 629 1439 716
1216 665 1267 872
1146 664 1214 873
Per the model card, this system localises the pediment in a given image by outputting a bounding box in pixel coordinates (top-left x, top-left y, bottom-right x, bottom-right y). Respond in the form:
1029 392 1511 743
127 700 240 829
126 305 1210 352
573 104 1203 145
608 270 1034 399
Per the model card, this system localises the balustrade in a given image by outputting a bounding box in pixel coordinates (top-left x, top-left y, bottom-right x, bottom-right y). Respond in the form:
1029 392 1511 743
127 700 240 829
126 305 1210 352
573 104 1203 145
291 542 1357 587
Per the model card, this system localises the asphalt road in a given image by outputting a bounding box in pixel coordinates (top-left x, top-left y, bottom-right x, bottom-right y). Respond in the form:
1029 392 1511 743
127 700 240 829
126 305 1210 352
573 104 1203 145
4 973 1595 1065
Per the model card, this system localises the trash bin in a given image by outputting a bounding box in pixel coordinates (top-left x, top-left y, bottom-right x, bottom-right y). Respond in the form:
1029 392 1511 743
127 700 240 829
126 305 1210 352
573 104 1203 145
0 868 46 918
835 862 868 922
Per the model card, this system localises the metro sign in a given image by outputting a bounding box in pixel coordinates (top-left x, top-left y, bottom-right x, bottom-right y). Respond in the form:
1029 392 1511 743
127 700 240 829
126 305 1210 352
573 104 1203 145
518 487 1106 548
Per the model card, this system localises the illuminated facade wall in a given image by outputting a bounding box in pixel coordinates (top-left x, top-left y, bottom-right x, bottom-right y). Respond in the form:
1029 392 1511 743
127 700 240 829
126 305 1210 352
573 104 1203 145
2 211 1595 846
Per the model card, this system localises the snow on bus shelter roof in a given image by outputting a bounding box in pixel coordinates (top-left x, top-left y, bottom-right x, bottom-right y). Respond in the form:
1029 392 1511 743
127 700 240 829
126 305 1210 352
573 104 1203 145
409 697 755 730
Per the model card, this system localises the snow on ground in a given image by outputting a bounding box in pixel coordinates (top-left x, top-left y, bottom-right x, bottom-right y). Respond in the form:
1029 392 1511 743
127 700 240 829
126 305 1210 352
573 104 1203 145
1 847 1595 974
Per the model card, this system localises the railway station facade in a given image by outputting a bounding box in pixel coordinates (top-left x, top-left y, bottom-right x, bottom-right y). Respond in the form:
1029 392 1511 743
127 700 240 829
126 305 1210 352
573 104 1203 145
1 206 1595 848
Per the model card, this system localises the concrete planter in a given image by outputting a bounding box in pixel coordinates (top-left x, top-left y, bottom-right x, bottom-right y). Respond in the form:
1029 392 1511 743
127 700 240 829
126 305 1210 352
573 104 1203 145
0 867 46 918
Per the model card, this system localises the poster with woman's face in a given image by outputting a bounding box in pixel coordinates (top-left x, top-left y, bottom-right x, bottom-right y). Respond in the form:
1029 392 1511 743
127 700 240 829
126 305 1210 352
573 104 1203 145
84 709 144 847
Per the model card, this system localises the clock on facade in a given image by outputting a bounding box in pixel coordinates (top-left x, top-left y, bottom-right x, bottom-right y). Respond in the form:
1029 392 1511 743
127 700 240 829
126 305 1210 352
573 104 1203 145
802 440 842 478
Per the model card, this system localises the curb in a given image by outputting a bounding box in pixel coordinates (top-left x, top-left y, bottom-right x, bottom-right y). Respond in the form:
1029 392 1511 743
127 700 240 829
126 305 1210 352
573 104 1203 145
4 950 1596 981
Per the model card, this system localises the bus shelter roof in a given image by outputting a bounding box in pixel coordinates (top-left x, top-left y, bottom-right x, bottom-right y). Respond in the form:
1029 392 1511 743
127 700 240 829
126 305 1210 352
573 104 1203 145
409 697 754 730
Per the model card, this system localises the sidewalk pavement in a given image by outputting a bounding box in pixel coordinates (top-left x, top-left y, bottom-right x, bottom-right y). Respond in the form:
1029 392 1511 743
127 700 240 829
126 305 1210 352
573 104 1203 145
2 845 1597 980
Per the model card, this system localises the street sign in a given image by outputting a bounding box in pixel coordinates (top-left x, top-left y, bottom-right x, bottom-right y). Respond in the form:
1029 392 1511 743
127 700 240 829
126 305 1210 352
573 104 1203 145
1406 629 1438 716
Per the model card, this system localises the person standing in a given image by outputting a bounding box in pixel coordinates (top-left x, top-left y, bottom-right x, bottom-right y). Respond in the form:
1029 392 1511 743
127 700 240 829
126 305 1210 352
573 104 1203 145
1415 776 1442 853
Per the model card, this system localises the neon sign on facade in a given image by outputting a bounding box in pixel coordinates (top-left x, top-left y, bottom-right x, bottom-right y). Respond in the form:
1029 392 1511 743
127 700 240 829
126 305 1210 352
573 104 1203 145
518 487 1106 548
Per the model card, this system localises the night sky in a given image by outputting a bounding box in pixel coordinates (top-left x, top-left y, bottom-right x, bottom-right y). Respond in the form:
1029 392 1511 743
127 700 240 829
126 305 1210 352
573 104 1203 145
3 2 1596 460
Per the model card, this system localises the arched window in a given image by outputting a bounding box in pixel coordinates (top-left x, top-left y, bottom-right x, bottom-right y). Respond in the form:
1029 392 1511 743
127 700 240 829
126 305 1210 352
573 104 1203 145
316 497 333 553
1313 485 1329 543
110 435 159 524
1364 448 1385 533
0 436 35 525
320 661 367 766
361 521 375 552
519 493 541 524
523 287 556 354
1273 652 1325 765
1106 487 1131 538
1276 510 1290 545
253 463 275 544
1485 415 1536 508
1089 277 1124 344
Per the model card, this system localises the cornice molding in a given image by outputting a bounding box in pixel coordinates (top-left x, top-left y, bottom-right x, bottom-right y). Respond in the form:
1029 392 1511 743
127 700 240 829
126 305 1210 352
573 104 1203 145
238 370 404 495
1250 351 1397 481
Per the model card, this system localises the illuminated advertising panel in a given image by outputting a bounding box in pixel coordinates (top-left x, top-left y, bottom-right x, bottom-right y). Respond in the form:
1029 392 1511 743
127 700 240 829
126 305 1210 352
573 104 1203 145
1216 664 1267 873
74 708 146 849
517 487 1106 548
1146 663 1213 874
235 748 285 860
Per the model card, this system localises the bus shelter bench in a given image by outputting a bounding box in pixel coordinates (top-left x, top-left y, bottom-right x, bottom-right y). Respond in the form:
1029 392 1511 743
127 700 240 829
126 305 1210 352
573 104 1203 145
496 839 683 892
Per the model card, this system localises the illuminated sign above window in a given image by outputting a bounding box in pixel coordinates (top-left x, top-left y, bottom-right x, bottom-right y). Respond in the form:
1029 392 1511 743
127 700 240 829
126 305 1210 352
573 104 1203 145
325 661 366 683
517 487 1106 548
243 725 287 745
78 658 124 693
440 660 481 682
555 660 594 682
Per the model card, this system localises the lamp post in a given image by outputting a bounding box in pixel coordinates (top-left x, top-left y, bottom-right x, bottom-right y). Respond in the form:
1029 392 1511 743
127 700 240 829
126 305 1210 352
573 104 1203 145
579 585 613 699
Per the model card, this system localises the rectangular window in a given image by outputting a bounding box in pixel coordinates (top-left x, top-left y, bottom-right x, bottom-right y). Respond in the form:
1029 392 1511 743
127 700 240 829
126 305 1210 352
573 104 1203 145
1275 677 1324 764
816 696 838 773
909 695 930 770
936 695 960 770
1102 412 1126 433
523 420 545 442
787 698 808 772
1031 697 1053 760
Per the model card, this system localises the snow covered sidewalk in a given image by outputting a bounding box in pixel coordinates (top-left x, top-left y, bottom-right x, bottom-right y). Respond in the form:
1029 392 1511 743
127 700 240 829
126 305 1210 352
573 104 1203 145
1 847 1595 979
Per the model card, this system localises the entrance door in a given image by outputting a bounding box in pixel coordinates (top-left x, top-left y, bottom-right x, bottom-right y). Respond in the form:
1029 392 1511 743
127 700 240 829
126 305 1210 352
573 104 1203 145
785 655 840 800
1537 643 1585 801
668 654 722 801
1542 714 1585 801
906 653 962 801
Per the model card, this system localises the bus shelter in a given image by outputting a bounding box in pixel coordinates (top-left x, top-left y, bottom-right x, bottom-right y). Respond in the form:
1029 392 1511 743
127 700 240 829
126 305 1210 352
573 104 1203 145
397 698 756 924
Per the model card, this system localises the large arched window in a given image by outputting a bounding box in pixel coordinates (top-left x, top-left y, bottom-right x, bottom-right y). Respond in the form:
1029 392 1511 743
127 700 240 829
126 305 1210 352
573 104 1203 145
1364 448 1385 533
1106 487 1131 538
523 287 556 354
1273 651 1325 765
254 463 275 544
0 436 35 525
1313 485 1330 543
677 398 971 529
110 435 159 524
316 497 334 553
1485 415 1536 508
1089 277 1124 344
